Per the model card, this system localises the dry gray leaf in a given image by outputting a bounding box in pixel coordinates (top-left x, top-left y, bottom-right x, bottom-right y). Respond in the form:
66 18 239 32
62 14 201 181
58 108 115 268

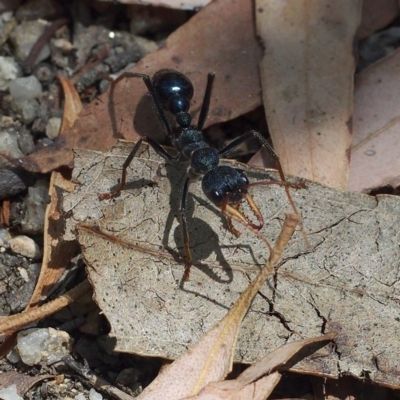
62 142 400 388
134 214 299 400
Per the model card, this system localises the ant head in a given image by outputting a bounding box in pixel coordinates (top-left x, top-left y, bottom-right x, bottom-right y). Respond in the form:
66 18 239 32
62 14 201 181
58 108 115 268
202 167 249 207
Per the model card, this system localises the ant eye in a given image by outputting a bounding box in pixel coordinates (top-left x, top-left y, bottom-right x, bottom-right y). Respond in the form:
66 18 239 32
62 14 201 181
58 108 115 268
213 189 222 199
235 169 249 186
209 189 223 205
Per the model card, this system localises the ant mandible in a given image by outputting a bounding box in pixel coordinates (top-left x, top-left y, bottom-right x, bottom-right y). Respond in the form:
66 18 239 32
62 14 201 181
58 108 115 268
100 69 303 280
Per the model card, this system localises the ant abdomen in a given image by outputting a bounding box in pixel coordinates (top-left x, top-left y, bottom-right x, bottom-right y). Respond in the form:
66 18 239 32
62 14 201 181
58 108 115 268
153 69 194 114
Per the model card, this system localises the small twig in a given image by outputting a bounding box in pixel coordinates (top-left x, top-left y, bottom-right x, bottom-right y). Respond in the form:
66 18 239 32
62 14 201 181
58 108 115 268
0 280 91 336
62 355 135 400
269 213 300 264
232 213 300 313
24 18 69 71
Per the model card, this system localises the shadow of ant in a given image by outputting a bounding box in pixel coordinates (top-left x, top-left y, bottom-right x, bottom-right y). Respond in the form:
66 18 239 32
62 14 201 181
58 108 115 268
161 161 262 285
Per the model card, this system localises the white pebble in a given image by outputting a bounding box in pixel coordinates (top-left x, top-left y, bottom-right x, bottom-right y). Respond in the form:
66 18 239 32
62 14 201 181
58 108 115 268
52 38 74 53
17 328 72 366
10 98 39 124
0 384 23 400
0 228 11 245
18 267 29 282
0 115 14 128
89 389 103 400
9 75 42 101
0 130 24 167
45 117 62 140
9 19 50 64
9 235 42 259
0 56 21 91
6 348 21 364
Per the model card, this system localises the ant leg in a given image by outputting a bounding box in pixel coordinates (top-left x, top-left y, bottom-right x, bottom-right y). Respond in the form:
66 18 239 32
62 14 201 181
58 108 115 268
99 136 178 200
218 130 285 177
180 177 193 280
197 73 215 130
102 72 175 140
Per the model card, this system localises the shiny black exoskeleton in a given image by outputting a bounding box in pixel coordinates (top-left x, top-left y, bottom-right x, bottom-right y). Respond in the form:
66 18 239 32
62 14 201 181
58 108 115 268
102 69 284 279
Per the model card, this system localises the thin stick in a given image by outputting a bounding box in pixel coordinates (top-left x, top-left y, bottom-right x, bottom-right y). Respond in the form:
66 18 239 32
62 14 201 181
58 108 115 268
0 280 91 336
63 355 134 400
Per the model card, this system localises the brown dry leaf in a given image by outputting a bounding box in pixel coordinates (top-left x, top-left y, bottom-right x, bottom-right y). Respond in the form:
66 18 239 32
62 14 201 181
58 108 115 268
58 75 83 132
254 1 361 190
17 0 261 174
187 333 336 400
63 142 400 388
78 0 261 142
24 171 79 309
216 333 336 389
357 0 399 39
0 371 53 397
186 372 281 400
348 48 400 192
19 77 81 307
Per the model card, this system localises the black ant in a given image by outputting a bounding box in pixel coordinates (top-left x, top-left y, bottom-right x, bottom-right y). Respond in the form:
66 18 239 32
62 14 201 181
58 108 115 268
100 69 304 279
